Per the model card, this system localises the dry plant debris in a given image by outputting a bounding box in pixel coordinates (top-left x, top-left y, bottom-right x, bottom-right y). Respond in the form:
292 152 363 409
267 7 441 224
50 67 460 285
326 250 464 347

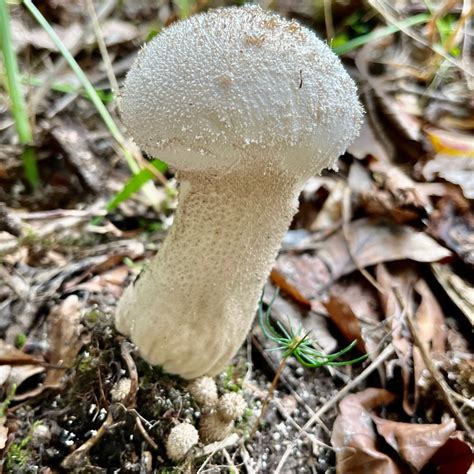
0 0 473 471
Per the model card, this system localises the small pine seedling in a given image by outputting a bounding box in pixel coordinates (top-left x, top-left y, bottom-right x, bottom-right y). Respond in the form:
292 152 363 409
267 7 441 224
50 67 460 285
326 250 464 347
251 288 367 436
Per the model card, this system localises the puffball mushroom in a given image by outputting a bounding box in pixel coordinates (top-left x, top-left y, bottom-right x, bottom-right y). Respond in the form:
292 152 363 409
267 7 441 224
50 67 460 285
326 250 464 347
116 5 363 379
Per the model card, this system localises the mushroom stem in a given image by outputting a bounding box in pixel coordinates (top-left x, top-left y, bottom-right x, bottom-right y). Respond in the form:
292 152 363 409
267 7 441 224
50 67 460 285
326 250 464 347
116 163 303 379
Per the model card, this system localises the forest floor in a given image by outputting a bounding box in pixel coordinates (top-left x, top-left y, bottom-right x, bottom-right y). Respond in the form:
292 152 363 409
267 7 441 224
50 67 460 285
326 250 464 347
0 0 473 472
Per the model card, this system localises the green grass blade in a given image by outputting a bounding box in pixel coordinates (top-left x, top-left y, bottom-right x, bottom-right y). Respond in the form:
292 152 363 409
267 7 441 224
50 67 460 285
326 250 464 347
0 0 39 189
22 0 140 174
106 159 168 212
333 12 431 55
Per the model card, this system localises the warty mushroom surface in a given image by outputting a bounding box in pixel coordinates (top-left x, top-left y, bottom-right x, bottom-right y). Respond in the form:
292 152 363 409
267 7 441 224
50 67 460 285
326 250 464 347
116 5 363 379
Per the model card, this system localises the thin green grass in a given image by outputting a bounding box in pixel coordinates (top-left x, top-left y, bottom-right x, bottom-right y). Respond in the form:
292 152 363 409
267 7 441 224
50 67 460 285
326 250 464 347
333 12 431 55
106 159 168 213
24 75 114 102
0 0 39 189
22 0 161 210
174 0 192 19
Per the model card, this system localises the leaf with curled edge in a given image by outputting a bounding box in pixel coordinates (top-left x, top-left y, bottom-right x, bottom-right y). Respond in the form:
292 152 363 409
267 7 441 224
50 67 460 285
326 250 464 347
272 219 452 308
371 417 456 472
331 388 403 474
319 218 452 281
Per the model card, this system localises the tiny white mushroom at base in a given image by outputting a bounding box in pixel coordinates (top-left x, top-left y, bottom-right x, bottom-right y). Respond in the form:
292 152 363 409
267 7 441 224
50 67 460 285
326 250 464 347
165 422 199 462
110 378 132 403
188 376 218 408
116 5 363 379
217 392 247 422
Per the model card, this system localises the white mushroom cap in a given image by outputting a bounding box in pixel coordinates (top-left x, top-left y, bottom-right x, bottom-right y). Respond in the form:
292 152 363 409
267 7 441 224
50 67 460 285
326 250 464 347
217 392 247 422
165 422 199 462
122 5 363 176
188 376 218 407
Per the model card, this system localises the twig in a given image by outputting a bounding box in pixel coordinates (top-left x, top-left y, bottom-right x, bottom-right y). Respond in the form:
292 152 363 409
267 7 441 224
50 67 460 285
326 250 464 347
275 343 395 474
61 410 114 469
15 208 108 220
249 357 287 438
120 339 139 408
85 0 120 102
222 448 239 473
195 433 240 472
135 416 158 450
397 289 473 440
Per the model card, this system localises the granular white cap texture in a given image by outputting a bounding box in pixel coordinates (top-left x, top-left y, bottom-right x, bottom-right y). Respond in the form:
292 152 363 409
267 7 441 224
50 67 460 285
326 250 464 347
122 5 363 175
217 392 247 422
110 378 132 403
165 422 199 461
188 376 218 407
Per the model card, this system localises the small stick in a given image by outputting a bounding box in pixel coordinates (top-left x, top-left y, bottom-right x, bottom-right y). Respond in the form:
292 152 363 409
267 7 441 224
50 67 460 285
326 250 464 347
398 289 473 440
275 344 395 474
61 411 114 469
135 416 159 450
249 357 287 438
120 339 139 408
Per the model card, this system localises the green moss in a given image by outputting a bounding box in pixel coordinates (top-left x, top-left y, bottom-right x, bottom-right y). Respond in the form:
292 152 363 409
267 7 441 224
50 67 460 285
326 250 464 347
5 437 32 471
4 421 42 473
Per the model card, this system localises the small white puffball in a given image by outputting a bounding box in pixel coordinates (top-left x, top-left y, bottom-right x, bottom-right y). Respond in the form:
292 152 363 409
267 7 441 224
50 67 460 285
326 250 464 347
165 422 199 462
217 392 247 422
31 424 51 447
110 378 132 402
188 376 218 407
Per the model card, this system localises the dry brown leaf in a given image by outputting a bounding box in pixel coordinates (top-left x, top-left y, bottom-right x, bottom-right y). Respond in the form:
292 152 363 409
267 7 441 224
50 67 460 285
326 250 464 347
310 181 345 231
44 295 87 388
331 388 462 474
0 341 44 366
331 388 403 474
372 417 456 471
431 263 474 325
423 156 474 199
411 279 447 409
325 277 385 354
376 264 418 415
0 341 46 401
426 437 473 473
324 295 366 353
271 254 330 306
69 265 129 298
11 18 139 52
428 195 474 267
348 120 390 162
319 219 452 281
272 220 451 314
51 118 106 194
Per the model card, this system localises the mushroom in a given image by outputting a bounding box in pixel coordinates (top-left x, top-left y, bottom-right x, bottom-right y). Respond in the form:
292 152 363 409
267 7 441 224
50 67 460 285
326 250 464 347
165 422 199 462
116 5 363 379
